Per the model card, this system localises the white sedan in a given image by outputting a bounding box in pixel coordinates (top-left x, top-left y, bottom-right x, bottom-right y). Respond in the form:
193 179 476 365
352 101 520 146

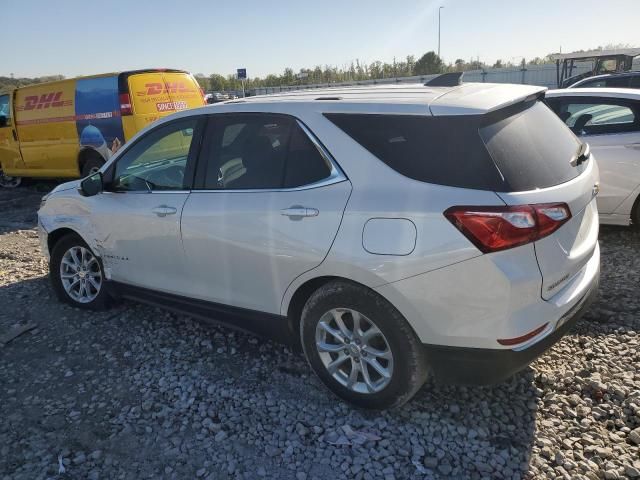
546 88 640 226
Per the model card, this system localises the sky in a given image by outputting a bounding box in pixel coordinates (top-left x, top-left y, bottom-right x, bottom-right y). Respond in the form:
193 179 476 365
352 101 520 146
3 0 639 79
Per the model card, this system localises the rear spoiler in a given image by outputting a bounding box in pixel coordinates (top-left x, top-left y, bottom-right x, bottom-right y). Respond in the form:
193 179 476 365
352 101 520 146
429 83 547 116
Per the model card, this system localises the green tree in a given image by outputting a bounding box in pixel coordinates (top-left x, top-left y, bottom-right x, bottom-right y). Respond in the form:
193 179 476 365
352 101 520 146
414 51 444 75
208 74 227 91
492 59 504 69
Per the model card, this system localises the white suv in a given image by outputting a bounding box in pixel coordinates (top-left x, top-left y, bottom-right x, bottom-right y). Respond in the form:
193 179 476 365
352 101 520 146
38 80 600 409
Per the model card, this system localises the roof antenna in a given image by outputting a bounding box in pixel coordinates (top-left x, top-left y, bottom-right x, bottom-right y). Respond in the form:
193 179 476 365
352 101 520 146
425 72 464 87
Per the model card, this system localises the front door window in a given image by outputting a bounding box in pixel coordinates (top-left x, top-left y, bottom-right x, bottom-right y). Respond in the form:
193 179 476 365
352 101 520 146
111 118 197 191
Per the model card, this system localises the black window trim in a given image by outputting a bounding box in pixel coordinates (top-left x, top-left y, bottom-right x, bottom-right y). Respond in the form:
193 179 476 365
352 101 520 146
192 112 347 192
102 115 207 194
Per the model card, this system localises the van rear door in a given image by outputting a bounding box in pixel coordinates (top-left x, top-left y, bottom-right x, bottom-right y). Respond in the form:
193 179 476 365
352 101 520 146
125 71 204 137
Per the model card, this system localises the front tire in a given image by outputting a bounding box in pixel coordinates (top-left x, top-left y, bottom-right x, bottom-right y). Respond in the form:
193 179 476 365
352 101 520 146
50 234 110 310
300 280 429 409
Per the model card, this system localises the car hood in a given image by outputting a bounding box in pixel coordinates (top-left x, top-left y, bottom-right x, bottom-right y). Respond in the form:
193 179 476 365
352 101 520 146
50 180 81 195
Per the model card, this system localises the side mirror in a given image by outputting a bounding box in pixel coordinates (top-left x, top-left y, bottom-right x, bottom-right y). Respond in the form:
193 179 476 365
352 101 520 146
79 172 103 197
0 115 7 128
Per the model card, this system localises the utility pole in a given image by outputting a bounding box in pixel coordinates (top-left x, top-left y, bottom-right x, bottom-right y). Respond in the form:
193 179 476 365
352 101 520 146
438 6 444 59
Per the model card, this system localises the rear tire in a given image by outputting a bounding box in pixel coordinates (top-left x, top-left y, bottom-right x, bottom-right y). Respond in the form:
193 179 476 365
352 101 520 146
50 234 110 310
81 155 105 178
300 280 429 409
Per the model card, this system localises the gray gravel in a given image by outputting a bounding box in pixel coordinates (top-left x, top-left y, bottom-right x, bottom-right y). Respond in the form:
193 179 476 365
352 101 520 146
0 185 639 480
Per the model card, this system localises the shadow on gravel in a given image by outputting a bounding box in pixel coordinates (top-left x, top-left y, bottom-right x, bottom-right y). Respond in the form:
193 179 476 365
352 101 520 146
0 182 58 235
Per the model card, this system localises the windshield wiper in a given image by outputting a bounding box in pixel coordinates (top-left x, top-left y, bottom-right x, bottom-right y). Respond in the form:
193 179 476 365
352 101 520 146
570 142 590 167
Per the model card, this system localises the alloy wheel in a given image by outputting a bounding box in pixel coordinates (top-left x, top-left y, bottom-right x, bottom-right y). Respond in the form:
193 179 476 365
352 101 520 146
59 246 102 303
315 308 394 394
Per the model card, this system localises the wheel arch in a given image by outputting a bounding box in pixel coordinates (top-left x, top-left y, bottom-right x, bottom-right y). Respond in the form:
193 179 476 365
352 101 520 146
47 227 89 255
284 275 410 349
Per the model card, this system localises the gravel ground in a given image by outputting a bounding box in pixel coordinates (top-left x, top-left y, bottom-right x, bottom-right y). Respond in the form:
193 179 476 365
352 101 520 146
0 184 639 480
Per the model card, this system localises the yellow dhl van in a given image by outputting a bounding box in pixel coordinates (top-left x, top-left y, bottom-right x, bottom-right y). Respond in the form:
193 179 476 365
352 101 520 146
0 69 206 187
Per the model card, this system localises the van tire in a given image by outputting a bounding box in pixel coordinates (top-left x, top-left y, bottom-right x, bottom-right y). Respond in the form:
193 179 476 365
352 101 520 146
0 167 22 188
632 198 640 229
81 156 105 178
300 280 429 409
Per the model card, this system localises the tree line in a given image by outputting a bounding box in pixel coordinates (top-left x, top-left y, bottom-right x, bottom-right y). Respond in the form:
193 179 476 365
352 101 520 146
0 75 65 92
195 51 560 92
2 43 633 94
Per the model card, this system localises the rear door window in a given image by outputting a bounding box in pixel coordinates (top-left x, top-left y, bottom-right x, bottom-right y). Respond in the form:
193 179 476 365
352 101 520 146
326 101 582 192
200 114 333 190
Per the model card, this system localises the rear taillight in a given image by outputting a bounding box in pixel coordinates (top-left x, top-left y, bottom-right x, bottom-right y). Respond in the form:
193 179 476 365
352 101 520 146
444 203 571 253
119 93 132 116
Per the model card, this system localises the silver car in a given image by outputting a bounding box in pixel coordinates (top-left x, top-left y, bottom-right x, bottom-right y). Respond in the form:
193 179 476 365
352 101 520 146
546 88 640 226
39 81 600 408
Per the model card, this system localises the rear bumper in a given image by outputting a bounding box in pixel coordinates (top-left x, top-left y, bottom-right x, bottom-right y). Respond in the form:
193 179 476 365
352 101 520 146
422 273 598 385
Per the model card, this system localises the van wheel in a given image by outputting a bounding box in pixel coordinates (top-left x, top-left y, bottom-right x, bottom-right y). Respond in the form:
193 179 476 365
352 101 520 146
0 167 22 188
632 197 640 229
50 234 110 310
300 280 429 409
81 156 105 178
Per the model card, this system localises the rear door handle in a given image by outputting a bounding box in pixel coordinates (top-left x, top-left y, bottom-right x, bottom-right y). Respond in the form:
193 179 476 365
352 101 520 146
152 205 177 217
625 143 640 150
280 206 319 218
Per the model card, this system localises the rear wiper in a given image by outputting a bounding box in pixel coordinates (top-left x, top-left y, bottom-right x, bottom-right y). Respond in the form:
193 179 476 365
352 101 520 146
570 142 590 167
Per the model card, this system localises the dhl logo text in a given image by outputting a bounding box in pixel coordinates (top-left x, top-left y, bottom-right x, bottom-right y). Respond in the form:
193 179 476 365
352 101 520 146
137 82 197 96
17 92 72 111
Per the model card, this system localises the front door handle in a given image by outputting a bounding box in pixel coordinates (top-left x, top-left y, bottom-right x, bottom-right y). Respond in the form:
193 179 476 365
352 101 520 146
625 143 640 150
152 205 177 217
280 206 319 218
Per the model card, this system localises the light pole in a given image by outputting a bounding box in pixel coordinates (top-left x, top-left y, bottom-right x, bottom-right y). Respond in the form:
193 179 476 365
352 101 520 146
438 6 444 59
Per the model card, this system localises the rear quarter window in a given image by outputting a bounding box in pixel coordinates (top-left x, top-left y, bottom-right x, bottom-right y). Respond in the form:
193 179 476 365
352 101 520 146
324 113 505 191
325 101 582 192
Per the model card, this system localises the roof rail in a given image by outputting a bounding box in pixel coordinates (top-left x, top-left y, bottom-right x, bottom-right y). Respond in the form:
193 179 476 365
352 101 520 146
424 72 464 87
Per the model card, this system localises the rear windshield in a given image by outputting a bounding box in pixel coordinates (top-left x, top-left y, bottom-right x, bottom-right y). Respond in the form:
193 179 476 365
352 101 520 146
325 101 581 192
479 101 581 191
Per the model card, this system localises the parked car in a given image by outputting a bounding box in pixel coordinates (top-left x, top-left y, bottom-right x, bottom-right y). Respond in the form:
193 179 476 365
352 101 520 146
38 81 600 409
545 88 640 226
569 71 640 89
206 92 229 104
0 69 206 188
